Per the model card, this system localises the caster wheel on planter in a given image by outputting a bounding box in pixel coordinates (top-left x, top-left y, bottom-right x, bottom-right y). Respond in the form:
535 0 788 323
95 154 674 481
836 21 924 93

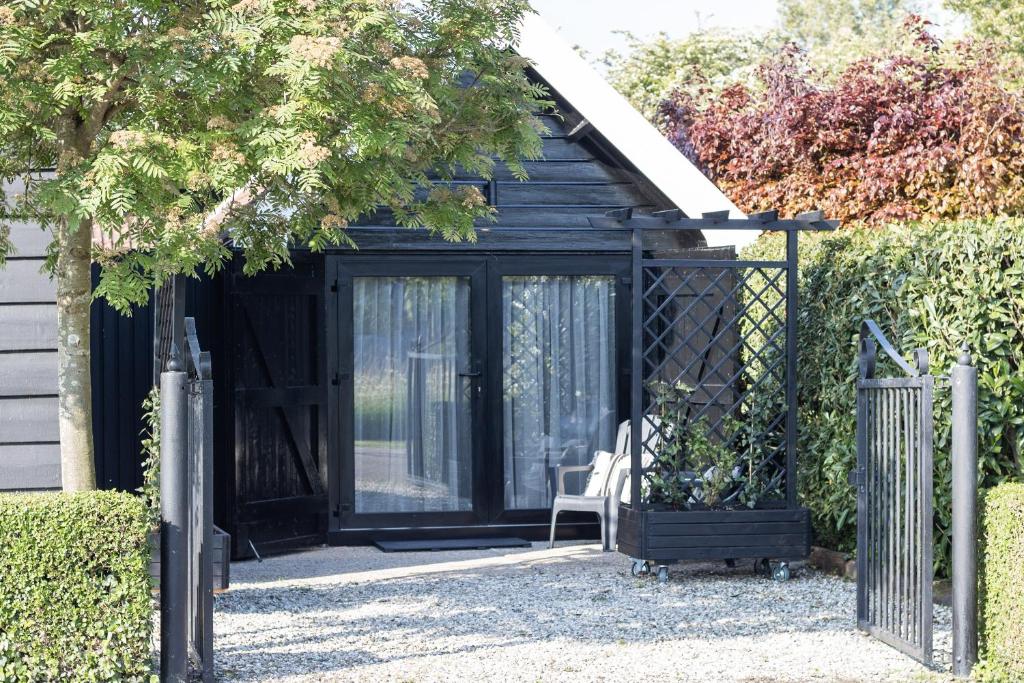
656 565 669 583
772 563 791 582
631 559 651 577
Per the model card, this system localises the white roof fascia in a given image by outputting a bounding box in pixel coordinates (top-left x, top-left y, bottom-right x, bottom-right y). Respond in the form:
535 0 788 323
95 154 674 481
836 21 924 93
517 14 756 250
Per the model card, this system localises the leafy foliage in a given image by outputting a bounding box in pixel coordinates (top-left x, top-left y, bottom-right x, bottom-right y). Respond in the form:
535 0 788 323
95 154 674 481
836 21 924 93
0 0 548 312
603 0 926 118
746 219 1024 578
0 491 152 681
978 482 1024 682
139 388 160 531
646 381 758 510
947 0 1024 59
659 20 1024 226
779 0 923 76
603 30 779 120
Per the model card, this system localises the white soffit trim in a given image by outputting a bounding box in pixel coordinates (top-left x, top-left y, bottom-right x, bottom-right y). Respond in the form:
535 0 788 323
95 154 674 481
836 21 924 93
517 13 756 249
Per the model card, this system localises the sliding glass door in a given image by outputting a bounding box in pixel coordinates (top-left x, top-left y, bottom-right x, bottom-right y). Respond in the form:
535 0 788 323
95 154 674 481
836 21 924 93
332 255 628 531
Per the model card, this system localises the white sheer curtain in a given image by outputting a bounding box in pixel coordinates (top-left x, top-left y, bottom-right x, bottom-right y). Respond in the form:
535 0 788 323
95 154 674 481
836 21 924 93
502 276 617 509
353 277 472 513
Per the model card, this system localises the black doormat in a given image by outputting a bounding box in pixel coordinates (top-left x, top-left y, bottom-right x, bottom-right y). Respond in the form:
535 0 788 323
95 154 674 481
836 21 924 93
372 537 532 553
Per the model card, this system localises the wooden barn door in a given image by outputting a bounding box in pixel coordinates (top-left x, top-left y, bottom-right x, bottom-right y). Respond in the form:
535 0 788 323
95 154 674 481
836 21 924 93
229 255 328 558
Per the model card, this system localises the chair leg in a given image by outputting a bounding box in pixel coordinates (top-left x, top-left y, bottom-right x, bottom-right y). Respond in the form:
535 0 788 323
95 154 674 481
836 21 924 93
606 499 618 553
549 504 560 549
597 506 607 551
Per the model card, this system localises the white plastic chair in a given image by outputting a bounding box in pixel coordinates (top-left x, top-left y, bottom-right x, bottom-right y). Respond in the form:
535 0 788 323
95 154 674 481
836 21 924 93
548 418 660 551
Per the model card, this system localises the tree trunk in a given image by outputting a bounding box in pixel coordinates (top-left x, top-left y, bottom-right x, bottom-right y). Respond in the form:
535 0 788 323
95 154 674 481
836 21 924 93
55 214 96 491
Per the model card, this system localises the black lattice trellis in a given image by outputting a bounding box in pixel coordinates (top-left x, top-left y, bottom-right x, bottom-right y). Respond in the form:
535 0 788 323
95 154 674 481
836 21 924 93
639 260 790 503
622 216 826 512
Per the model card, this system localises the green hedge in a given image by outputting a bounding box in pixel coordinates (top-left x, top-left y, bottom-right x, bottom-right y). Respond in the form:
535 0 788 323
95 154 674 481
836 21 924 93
0 491 153 681
979 483 1024 681
746 218 1024 577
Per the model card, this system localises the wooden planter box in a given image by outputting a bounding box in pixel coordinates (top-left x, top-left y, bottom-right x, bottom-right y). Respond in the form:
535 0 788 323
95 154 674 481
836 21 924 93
617 504 811 564
148 526 231 593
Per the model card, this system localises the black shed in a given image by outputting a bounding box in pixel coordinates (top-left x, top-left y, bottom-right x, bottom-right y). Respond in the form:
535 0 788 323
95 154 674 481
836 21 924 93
3 18 788 560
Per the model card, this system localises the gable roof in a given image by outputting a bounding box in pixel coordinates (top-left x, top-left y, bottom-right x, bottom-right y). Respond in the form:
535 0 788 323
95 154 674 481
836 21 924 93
517 14 755 249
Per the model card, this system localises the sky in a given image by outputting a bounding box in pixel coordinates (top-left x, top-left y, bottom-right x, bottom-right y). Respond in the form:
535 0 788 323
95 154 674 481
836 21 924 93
530 0 963 60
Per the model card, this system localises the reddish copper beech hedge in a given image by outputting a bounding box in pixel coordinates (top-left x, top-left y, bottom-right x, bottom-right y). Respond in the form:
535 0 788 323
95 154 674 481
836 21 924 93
658 18 1024 226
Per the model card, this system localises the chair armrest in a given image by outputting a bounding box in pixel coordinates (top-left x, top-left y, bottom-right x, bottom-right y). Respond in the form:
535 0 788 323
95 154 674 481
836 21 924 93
556 464 594 495
612 467 630 504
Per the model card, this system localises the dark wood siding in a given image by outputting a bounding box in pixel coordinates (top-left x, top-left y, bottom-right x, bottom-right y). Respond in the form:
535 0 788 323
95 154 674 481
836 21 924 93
355 106 680 233
0 178 60 490
228 255 328 558
90 267 154 492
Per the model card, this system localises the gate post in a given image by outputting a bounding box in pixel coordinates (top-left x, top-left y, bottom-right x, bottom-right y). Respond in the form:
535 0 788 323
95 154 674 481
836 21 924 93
951 344 978 678
160 347 189 682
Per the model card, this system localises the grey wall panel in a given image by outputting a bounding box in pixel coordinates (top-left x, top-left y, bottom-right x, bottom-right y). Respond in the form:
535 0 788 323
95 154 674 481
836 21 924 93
0 443 60 490
0 351 58 396
3 176 51 259
7 221 51 258
0 260 54 303
0 397 59 443
0 304 57 351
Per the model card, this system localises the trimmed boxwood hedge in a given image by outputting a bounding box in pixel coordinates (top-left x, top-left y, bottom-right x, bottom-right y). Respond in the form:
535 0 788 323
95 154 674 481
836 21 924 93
746 219 1024 577
0 491 153 682
978 483 1024 682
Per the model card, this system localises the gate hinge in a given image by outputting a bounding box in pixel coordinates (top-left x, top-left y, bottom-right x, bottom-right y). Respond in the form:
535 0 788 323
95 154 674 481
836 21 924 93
330 278 338 293
847 467 866 488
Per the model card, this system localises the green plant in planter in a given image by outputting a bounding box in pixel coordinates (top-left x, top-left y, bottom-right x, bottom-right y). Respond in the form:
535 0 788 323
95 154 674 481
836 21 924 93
646 380 759 510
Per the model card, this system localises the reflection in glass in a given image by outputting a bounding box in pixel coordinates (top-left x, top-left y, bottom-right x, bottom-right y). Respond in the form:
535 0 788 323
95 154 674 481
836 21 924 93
503 276 617 509
353 277 472 513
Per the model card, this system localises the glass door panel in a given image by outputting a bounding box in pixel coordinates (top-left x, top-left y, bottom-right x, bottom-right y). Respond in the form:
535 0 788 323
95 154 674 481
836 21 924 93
502 275 618 509
352 276 473 514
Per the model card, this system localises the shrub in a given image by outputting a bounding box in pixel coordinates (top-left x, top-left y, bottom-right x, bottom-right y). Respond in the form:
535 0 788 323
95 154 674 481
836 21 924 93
659 20 1024 226
979 482 1024 681
0 491 153 681
745 218 1024 577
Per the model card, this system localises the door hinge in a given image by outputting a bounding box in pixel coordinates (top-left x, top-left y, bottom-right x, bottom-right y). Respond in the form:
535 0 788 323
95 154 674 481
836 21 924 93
621 276 633 286
330 278 338 293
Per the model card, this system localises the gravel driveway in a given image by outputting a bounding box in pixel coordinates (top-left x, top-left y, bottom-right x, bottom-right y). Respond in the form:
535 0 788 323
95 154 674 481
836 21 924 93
214 542 952 682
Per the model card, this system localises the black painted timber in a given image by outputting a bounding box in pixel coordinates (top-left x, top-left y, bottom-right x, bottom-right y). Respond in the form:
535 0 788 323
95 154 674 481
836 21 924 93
617 505 812 563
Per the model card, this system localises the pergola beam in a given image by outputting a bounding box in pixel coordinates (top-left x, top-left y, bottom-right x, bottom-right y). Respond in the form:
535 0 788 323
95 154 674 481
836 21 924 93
587 207 839 231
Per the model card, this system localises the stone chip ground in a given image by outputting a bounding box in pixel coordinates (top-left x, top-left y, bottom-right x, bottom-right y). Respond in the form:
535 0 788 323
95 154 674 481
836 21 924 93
214 542 952 682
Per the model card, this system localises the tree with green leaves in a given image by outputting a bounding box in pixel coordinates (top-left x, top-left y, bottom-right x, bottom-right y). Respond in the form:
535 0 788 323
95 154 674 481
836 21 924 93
0 0 546 491
603 30 780 119
947 0 1024 58
606 0 928 121
779 0 923 76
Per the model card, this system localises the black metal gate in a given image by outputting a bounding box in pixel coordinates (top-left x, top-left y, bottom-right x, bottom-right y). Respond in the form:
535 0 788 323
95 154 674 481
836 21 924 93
851 320 934 665
185 318 214 681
